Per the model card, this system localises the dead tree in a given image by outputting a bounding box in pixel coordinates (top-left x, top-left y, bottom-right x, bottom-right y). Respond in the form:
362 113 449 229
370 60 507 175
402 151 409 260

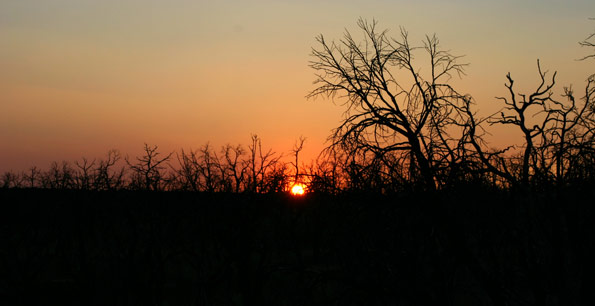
94 150 125 190
1 171 23 188
491 60 557 186
245 135 282 193
126 144 173 191
23 166 41 188
197 143 220 192
41 161 74 189
308 19 474 190
290 136 306 186
542 84 595 185
175 149 202 191
491 59 595 187
303 148 347 193
461 97 516 186
221 144 249 192
74 158 96 190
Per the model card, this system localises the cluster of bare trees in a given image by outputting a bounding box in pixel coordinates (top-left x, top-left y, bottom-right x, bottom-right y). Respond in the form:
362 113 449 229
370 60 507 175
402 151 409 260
2 20 594 193
0 136 294 192
170 135 285 193
488 61 595 187
0 136 479 193
1 150 126 190
308 19 595 191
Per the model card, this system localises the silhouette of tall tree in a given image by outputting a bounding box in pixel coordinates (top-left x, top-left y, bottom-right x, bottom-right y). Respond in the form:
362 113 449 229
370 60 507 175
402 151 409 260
308 19 475 190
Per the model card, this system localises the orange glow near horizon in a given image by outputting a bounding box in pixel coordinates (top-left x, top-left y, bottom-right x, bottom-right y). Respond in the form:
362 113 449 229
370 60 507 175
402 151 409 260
1 1 593 174
290 184 306 196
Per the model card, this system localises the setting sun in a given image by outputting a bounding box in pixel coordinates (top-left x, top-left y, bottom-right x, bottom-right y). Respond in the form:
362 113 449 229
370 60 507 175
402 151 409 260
290 184 306 196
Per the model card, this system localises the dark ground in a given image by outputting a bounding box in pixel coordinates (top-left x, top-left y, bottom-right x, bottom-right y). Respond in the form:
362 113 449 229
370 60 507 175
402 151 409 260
1 187 594 305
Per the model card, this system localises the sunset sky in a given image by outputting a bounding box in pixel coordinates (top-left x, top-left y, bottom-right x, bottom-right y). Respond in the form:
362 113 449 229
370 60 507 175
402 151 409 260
1 0 594 173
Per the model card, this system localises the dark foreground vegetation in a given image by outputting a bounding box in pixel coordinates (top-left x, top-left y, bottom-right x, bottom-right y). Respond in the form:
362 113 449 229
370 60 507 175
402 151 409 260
1 19 594 305
2 186 595 306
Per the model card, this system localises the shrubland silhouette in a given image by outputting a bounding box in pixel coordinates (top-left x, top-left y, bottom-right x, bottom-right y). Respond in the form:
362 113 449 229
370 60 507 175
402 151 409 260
2 19 595 306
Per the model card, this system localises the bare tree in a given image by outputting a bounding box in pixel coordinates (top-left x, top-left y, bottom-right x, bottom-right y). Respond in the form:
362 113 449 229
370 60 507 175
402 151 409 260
74 157 96 190
305 149 346 193
246 135 282 193
491 60 557 185
221 144 249 192
126 144 173 191
174 148 202 191
1 171 23 188
308 19 473 190
262 163 289 193
490 59 595 187
290 136 306 186
41 161 74 189
197 143 220 192
542 84 595 185
23 166 41 188
94 149 125 190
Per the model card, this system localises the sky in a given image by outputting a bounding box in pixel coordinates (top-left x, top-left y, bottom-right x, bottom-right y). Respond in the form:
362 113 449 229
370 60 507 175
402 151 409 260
1 0 594 173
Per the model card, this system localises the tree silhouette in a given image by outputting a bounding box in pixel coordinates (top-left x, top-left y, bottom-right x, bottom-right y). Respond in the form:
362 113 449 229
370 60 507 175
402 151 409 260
126 144 173 191
23 166 40 188
74 157 96 190
94 149 125 190
1 171 22 188
308 19 476 190
489 61 595 187
246 135 282 193
221 144 249 192
196 143 221 192
41 161 74 189
492 60 557 186
290 136 306 186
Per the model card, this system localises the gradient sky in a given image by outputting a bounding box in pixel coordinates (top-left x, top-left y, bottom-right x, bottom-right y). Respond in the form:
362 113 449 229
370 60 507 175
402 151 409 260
1 0 594 173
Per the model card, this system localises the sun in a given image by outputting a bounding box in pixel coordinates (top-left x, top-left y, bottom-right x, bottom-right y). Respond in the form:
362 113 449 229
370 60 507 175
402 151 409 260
290 184 306 196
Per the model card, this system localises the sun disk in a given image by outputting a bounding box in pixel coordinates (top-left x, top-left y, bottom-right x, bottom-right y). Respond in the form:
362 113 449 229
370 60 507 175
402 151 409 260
291 184 305 196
